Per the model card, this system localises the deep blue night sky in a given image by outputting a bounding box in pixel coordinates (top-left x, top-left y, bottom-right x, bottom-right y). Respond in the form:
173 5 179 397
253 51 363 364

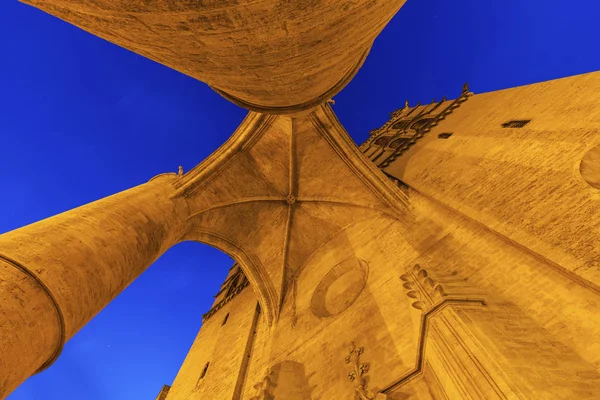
1 0 599 399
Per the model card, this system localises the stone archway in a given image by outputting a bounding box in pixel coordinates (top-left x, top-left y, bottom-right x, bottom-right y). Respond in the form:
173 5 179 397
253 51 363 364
0 103 409 397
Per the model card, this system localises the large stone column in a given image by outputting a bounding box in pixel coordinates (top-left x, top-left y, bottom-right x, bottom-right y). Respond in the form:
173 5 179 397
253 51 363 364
20 0 407 114
0 174 188 398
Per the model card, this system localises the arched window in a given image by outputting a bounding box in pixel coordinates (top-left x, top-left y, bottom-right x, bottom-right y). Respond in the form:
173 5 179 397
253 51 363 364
392 120 410 130
389 138 410 150
409 118 432 132
222 313 229 326
200 362 210 379
373 136 391 147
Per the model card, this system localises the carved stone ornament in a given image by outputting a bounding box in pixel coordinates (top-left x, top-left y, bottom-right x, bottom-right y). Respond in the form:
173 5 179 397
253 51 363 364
400 264 446 313
345 342 388 400
248 369 276 400
361 82 473 169
462 82 474 96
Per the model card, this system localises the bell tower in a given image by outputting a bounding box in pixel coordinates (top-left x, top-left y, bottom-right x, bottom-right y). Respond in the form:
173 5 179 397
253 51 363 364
160 263 264 399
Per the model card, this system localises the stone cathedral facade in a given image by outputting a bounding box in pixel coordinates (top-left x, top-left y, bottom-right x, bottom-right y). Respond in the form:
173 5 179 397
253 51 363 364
2 1 600 400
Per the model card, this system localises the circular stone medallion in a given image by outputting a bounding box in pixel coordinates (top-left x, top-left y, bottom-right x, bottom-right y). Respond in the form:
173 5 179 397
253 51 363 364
310 258 369 318
580 145 600 189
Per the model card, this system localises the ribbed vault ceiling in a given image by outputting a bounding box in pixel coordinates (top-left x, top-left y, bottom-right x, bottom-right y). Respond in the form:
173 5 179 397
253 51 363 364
172 104 409 325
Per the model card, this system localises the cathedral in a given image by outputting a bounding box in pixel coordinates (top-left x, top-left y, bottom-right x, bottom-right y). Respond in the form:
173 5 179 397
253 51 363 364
2 1 600 399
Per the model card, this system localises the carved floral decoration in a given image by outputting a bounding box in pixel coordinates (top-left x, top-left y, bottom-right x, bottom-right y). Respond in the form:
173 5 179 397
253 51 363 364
345 342 388 400
248 369 276 400
400 264 446 313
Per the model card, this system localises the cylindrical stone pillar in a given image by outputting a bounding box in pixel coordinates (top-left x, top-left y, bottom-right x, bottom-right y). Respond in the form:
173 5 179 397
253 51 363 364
0 174 188 398
19 0 407 114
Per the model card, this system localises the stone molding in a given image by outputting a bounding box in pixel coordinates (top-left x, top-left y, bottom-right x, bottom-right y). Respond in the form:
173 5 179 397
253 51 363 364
0 254 66 374
148 172 178 183
310 104 411 216
380 298 487 394
171 112 280 326
400 264 447 313
380 263 487 394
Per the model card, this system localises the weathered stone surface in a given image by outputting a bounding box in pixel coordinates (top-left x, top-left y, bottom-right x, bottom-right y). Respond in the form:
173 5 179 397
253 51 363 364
20 0 406 113
0 104 408 397
173 104 409 325
4 1 600 398
379 71 600 292
169 177 600 399
0 175 190 396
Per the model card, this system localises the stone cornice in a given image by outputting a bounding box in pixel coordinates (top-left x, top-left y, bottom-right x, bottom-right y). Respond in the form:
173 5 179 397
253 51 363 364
380 298 486 394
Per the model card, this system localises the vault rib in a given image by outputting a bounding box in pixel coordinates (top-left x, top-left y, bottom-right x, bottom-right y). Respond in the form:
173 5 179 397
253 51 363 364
172 113 277 198
187 229 279 327
186 197 286 219
308 105 410 216
279 117 298 314
289 118 297 197
280 205 294 314
174 104 410 327
297 197 405 221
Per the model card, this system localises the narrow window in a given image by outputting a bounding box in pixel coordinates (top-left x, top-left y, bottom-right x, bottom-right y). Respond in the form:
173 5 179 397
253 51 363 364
200 362 210 379
438 132 453 139
501 120 531 128
222 313 229 326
